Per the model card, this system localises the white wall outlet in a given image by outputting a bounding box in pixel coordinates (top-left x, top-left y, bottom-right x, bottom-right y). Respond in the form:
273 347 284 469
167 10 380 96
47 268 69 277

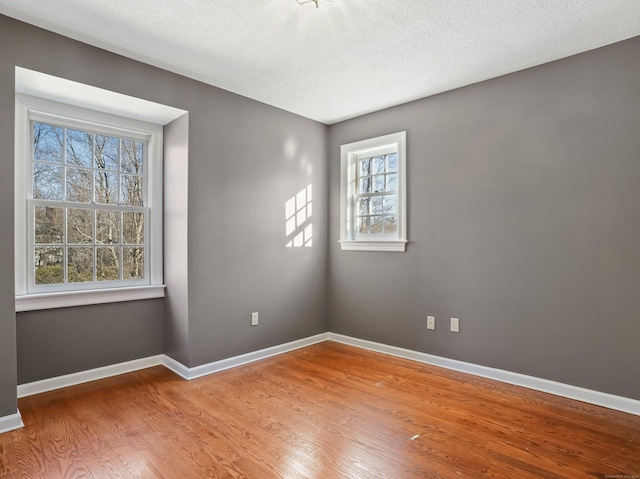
251 312 259 326
427 316 435 330
450 317 460 333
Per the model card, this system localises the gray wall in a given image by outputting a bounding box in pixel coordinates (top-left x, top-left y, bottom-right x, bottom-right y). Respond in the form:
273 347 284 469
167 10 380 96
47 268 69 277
328 36 640 400
1 14 328 402
17 300 164 383
163 114 191 366
0 59 18 417
187 90 328 366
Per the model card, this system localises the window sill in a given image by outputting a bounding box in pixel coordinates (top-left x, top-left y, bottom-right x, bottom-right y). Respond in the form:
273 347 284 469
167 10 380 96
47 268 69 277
15 285 166 312
339 240 407 252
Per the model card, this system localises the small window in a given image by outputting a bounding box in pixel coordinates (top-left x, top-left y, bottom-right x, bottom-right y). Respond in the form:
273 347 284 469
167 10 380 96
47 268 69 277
340 132 407 252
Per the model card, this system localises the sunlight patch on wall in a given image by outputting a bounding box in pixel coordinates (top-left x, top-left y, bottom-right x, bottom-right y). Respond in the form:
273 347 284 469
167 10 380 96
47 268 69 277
285 185 312 248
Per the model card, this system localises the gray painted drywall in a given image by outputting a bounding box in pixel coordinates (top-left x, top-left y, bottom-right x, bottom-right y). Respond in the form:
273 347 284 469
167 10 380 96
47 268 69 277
0 14 328 403
328 36 640 400
16 300 164 384
0 59 18 417
164 114 190 366
186 85 328 366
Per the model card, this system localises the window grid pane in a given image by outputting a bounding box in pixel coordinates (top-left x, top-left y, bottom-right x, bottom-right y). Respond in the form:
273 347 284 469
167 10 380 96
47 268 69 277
31 205 145 285
31 121 148 288
34 247 64 285
355 153 399 236
33 121 146 207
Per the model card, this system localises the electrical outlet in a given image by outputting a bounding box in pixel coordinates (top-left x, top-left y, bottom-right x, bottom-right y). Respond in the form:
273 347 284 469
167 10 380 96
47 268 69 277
450 317 460 333
251 312 259 326
427 316 435 330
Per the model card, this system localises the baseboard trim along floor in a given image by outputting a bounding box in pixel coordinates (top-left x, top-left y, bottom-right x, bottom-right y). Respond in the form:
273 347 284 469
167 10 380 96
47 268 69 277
17 355 164 398
14 332 640 418
328 333 640 417
0 410 24 435
162 333 330 380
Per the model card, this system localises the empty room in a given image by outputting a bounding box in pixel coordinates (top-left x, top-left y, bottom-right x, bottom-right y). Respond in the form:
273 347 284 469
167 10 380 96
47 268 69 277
0 1 639 478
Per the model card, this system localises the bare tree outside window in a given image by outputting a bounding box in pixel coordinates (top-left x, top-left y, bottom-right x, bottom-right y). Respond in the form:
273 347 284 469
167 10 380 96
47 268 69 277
32 121 146 286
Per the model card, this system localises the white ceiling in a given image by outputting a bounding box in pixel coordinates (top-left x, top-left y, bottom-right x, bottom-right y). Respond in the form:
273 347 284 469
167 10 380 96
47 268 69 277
1 0 639 124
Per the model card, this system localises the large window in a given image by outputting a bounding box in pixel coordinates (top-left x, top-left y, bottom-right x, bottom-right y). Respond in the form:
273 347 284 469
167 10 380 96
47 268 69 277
340 132 407 252
15 92 166 311
30 120 147 288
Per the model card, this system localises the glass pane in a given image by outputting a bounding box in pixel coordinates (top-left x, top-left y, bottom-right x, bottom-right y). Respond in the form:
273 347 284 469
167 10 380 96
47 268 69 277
95 171 119 204
371 196 383 215
373 175 385 193
96 210 120 245
33 123 63 163
67 208 93 244
97 247 120 281
384 215 398 234
371 216 383 234
121 175 143 206
95 135 119 170
383 195 397 215
66 129 93 167
358 198 369 215
123 247 144 280
357 216 369 235
66 167 93 202
33 163 63 200
386 174 398 192
386 153 398 173
359 158 370 177
359 177 371 194
123 212 144 244
121 139 143 174
35 206 63 244
68 247 93 283
34 247 63 285
372 156 385 175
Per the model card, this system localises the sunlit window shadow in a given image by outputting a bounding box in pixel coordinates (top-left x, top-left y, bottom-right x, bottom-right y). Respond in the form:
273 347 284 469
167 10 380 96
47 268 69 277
285 184 312 248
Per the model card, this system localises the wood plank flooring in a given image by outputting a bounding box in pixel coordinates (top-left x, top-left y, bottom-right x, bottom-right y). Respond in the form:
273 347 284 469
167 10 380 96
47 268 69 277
1 341 639 478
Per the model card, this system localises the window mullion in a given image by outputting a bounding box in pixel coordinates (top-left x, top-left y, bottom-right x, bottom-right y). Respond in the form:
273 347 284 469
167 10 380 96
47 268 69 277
62 127 68 201
119 212 124 281
63 206 68 285
93 209 97 283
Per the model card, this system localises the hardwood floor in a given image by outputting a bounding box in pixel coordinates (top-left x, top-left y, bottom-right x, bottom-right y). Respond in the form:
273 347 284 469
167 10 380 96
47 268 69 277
1 342 639 478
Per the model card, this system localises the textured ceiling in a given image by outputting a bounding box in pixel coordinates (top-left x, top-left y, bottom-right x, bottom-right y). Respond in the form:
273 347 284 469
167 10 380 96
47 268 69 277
1 0 639 124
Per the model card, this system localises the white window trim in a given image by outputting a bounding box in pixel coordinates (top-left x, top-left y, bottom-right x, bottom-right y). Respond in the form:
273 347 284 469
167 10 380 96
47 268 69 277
339 131 407 252
15 93 164 311
15 92 166 311
15 285 166 312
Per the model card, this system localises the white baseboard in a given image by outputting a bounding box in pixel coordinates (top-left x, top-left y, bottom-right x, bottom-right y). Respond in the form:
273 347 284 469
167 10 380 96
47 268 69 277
0 410 24 434
17 355 164 398
165 333 331 380
16 334 330 397
14 332 639 417
162 354 191 379
328 333 640 417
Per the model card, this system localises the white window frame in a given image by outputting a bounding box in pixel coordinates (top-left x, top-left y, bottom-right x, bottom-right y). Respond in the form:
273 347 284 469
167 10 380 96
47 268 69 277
15 94 165 311
340 131 407 252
